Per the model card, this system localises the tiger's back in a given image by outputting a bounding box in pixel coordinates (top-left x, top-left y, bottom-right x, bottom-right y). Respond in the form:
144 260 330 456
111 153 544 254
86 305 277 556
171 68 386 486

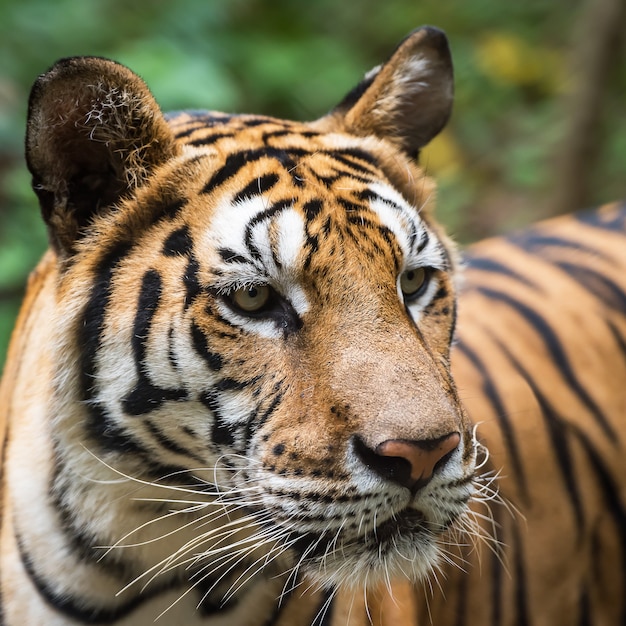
427 203 626 625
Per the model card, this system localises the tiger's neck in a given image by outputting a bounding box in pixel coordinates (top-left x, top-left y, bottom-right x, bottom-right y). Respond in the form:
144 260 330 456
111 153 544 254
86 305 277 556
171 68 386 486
0 259 326 625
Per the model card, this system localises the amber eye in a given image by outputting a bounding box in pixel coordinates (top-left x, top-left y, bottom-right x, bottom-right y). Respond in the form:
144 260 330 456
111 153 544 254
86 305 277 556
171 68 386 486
230 285 272 313
400 267 429 300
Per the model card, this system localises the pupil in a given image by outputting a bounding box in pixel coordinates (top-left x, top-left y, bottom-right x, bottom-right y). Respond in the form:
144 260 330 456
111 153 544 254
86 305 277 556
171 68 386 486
248 287 258 298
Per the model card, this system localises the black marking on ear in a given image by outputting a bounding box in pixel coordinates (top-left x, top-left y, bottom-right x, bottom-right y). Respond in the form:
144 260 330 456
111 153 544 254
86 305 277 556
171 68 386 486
333 69 379 114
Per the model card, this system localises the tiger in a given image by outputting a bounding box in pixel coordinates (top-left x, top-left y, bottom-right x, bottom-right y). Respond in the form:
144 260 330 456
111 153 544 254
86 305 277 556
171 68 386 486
0 25 624 626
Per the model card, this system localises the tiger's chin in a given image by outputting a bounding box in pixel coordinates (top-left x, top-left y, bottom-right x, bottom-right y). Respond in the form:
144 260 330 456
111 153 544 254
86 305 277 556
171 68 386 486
288 508 455 590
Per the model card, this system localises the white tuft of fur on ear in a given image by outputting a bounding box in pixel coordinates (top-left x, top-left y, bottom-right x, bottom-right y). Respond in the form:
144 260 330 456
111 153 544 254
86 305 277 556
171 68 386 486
331 27 454 157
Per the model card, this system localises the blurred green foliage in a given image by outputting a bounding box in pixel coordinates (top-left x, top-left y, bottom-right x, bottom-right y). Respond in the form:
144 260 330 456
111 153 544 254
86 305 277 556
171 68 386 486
0 0 625 368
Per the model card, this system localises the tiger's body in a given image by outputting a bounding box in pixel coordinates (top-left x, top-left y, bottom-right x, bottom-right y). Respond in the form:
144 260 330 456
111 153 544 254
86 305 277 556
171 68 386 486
1 27 625 626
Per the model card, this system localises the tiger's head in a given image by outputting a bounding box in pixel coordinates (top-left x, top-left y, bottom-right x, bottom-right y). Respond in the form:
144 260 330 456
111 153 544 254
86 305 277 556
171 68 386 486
26 27 476 592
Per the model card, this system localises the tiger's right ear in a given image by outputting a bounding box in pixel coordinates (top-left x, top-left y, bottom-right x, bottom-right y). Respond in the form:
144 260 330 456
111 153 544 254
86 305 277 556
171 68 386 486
26 57 179 255
322 27 453 160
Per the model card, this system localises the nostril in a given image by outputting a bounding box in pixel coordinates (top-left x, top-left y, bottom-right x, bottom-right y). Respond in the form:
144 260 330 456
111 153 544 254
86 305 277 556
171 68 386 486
352 435 413 488
352 432 460 491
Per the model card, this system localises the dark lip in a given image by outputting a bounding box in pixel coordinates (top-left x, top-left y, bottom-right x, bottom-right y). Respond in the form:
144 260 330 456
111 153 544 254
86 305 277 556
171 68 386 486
286 508 429 559
369 508 427 544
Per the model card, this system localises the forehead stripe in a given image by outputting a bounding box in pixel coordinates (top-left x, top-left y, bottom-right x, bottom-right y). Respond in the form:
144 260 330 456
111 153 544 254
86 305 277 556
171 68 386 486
244 198 295 261
233 173 280 204
201 146 383 196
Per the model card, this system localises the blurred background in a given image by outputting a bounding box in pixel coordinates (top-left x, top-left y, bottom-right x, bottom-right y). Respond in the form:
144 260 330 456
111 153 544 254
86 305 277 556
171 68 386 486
0 0 625 367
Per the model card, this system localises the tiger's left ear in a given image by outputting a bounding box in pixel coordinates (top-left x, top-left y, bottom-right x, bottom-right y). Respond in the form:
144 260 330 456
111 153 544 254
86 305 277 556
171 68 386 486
328 27 453 158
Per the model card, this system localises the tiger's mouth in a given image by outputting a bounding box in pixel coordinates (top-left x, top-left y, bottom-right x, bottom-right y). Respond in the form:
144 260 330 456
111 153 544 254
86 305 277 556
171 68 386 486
286 506 436 558
275 502 463 586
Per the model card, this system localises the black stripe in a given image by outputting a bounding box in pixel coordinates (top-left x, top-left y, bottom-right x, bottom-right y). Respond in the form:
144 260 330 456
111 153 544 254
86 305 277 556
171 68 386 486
218 248 252 264
310 588 335 626
553 261 626 313
487 331 585 529
477 287 617 441
244 198 294 260
508 231 608 260
325 148 379 172
16 533 183 624
190 321 224 371
200 390 236 447
165 110 233 128
183 256 201 309
162 225 193 257
233 173 280 204
144 419 203 463
510 521 530 626
607 319 626 362
202 147 379 197
203 149 302 194
81 241 150 453
452 560 468 626
578 589 592 626
574 203 626 232
130 269 161 364
487 492 508 626
262 129 320 141
463 255 538 289
150 197 187 221
303 199 323 221
454 340 528 501
189 132 232 146
569 424 626 624
246 384 285 444
122 270 187 416
122 383 187 417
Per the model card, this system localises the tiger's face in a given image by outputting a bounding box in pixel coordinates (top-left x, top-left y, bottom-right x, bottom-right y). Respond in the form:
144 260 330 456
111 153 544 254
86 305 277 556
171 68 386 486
27 27 475 591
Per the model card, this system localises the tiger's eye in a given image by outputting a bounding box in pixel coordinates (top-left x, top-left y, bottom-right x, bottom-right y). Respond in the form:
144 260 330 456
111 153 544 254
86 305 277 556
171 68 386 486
231 285 272 312
400 267 428 299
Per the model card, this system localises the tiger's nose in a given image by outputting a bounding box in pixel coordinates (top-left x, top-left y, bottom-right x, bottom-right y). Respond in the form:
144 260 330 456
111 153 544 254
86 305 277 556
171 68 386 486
352 432 460 491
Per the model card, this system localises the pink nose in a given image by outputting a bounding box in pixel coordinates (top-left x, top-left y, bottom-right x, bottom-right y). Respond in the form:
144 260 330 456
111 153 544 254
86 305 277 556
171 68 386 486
376 432 461 484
